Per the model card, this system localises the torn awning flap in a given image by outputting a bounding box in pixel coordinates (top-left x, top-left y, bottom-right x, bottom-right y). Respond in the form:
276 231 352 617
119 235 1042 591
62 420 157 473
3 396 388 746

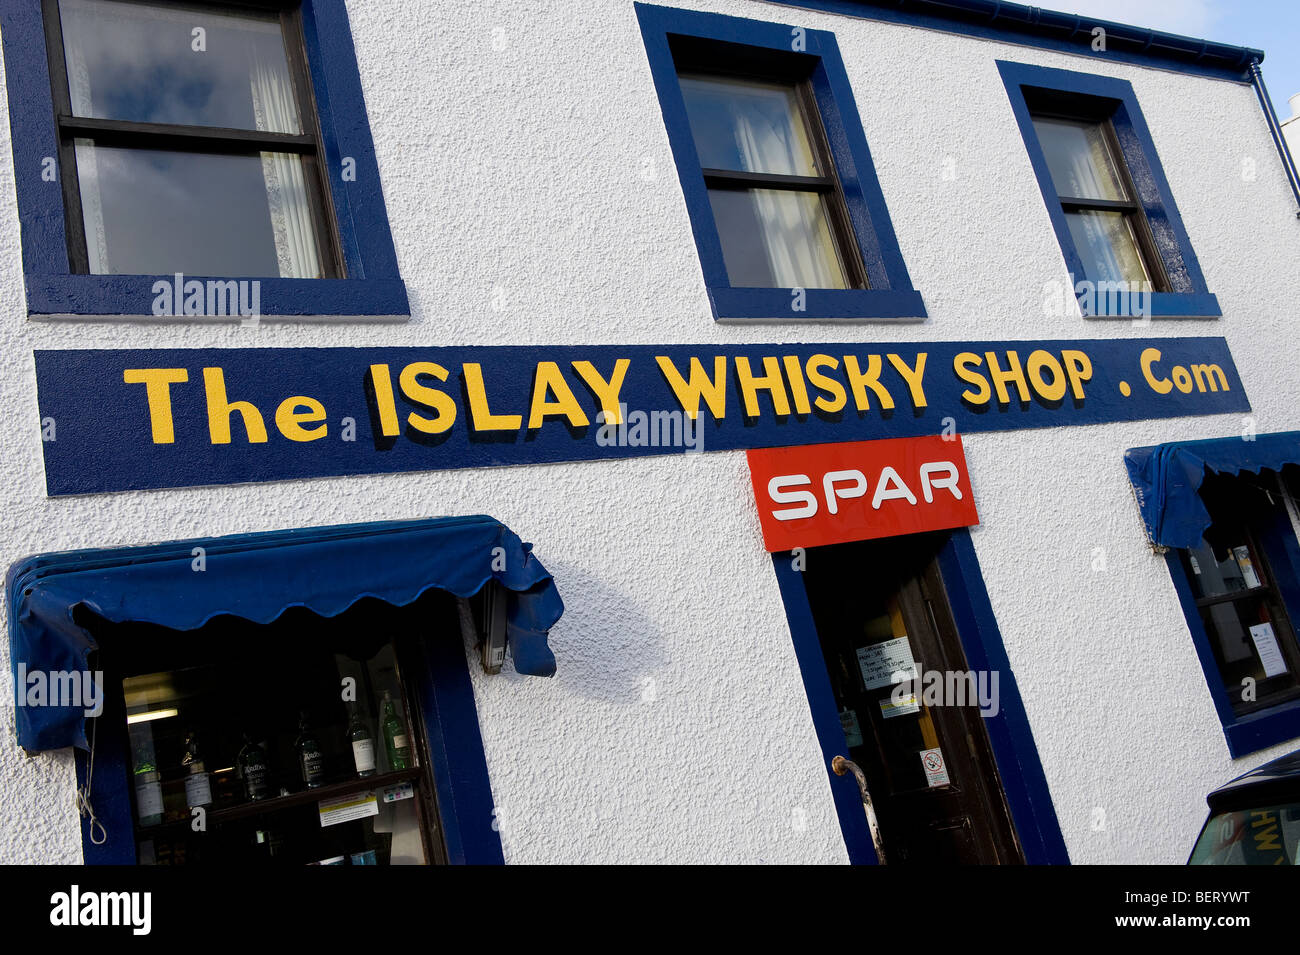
1124 431 1300 550
7 515 564 752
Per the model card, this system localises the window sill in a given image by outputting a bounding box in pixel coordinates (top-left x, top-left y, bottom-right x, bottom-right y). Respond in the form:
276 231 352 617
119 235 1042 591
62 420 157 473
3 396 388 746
1224 696 1300 758
23 274 410 322
1080 291 1221 320
709 287 927 323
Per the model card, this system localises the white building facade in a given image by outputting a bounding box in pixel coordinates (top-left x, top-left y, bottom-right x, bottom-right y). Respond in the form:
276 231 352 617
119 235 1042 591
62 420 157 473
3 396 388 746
2 0 1299 866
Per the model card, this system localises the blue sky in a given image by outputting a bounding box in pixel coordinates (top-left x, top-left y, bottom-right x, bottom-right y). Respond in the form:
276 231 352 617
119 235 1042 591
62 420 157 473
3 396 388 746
1057 0 1300 115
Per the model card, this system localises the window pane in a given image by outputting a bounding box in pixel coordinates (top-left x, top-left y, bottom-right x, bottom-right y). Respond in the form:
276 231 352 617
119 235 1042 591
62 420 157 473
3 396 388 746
1190 804 1300 865
708 188 848 289
1063 210 1151 286
1199 594 1295 694
1183 540 1264 601
75 141 322 278
679 75 818 176
58 0 301 133
1031 117 1127 201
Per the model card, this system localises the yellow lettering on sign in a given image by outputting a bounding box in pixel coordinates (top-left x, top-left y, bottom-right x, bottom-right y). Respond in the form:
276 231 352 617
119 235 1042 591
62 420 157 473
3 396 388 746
463 363 522 431
572 359 630 425
656 355 727 420
368 364 401 437
843 355 894 411
275 397 327 442
782 356 812 416
400 362 457 435
123 368 188 444
203 367 267 444
1061 350 1092 400
805 354 846 414
887 353 928 409
528 362 590 430
1140 347 1172 394
735 356 790 418
953 353 991 406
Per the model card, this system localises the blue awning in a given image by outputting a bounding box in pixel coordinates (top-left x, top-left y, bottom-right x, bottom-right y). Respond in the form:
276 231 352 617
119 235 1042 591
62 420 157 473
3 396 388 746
1124 431 1300 549
7 516 563 753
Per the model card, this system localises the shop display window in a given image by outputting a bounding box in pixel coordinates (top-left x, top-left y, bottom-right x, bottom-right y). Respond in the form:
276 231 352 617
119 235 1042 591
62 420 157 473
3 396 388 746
93 591 466 865
1168 466 1300 754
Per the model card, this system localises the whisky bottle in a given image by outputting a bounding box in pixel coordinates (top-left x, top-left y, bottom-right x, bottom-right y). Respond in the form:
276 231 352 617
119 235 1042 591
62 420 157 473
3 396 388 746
295 711 326 789
237 733 271 801
131 731 164 827
347 703 376 778
181 730 213 808
381 691 411 770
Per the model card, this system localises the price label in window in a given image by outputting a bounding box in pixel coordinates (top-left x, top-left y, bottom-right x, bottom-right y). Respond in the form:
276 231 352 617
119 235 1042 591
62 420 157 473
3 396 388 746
381 782 415 804
318 791 379 828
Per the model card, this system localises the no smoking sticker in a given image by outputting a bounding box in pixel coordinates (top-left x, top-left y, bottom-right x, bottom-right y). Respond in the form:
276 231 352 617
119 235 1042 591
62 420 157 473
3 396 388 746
920 748 950 788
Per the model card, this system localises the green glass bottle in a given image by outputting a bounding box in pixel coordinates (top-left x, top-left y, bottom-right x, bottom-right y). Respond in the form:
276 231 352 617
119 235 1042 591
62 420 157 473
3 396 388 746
381 690 411 770
295 711 326 789
181 729 213 808
346 703 376 778
131 731 164 827
237 733 271 801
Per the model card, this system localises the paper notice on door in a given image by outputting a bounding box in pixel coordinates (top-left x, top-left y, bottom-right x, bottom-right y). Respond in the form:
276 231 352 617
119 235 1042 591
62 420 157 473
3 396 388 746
1233 546 1262 589
1249 623 1289 678
857 636 917 690
879 693 920 719
839 708 864 748
920 748 950 787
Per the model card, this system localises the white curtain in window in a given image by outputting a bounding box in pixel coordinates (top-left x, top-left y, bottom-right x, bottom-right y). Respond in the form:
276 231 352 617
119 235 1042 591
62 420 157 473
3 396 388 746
250 56 321 279
732 113 841 289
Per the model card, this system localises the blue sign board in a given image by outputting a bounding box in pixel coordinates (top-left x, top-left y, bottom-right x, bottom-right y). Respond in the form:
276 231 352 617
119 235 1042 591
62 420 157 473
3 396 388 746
33 338 1248 495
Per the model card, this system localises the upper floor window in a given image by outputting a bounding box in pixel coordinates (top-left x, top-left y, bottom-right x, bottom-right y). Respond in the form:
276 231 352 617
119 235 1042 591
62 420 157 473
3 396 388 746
999 61 1220 319
49 0 337 279
678 72 863 291
636 3 925 323
1 0 407 319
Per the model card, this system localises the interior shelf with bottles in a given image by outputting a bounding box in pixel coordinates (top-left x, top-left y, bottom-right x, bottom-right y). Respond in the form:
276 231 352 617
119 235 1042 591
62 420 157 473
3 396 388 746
95 590 459 865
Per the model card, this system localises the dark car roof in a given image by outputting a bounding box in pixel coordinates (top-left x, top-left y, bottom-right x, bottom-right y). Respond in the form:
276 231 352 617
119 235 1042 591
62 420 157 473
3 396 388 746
1207 748 1300 812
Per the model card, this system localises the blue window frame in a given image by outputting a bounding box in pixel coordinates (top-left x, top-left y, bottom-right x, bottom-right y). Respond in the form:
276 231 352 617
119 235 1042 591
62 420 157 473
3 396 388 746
1162 469 1300 758
999 60 1220 319
635 3 925 323
0 0 408 320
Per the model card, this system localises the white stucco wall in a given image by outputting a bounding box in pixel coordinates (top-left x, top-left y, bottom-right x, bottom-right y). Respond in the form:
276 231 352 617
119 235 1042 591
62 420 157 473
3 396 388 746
2 0 1299 864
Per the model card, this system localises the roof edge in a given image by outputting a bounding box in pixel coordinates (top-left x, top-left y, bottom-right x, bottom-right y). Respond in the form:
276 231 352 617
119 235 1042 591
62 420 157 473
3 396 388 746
759 0 1265 82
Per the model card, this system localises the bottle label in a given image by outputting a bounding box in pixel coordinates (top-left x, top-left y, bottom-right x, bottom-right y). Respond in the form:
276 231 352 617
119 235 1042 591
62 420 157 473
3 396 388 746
185 772 212 808
392 735 409 751
135 775 163 818
244 761 269 798
301 747 325 782
352 739 376 773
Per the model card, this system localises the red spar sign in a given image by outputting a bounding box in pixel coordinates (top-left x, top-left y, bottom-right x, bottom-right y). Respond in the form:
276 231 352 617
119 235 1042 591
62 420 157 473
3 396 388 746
745 435 979 552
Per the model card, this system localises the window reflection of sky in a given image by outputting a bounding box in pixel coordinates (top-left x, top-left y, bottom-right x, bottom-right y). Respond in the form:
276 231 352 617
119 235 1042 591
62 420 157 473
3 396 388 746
77 144 286 276
59 0 299 132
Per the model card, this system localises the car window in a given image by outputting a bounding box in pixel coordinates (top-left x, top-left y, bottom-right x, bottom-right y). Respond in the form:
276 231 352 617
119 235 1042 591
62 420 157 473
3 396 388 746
1189 802 1300 864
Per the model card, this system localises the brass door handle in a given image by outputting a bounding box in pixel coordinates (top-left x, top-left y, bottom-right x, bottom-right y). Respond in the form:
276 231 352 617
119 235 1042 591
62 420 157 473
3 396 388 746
832 755 887 864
